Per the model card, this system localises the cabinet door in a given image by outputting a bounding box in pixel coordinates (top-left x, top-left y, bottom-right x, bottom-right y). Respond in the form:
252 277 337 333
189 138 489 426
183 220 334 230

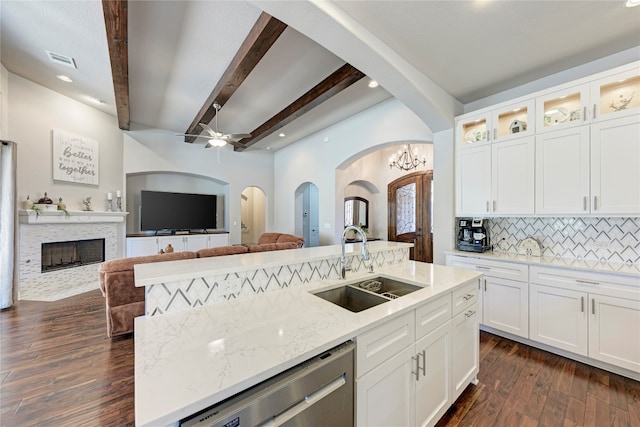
456 145 492 216
356 345 416 427
415 322 451 427
530 284 588 356
185 235 209 251
492 99 535 142
158 236 185 253
126 237 158 257
456 112 491 149
590 115 640 215
482 276 528 338
451 303 479 401
589 295 640 373
590 68 640 123
491 136 535 215
535 126 590 214
536 84 589 132
208 233 230 248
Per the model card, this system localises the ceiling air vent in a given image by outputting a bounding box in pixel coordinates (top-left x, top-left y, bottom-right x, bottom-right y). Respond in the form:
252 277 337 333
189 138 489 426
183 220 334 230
45 50 77 69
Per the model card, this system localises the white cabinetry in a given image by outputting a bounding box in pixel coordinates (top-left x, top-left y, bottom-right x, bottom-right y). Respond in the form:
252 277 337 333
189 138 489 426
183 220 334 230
456 137 534 216
446 255 529 339
456 61 640 217
530 266 640 373
126 233 230 257
356 284 479 427
590 115 640 215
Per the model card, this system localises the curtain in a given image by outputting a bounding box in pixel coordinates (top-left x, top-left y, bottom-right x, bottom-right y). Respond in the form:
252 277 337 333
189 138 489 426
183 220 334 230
0 140 17 309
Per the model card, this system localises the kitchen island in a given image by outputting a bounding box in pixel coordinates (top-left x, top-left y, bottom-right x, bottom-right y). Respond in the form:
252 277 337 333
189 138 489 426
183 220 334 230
134 246 482 426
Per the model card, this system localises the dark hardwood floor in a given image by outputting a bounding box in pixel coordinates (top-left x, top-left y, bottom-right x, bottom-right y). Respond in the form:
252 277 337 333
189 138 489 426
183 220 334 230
1 290 639 426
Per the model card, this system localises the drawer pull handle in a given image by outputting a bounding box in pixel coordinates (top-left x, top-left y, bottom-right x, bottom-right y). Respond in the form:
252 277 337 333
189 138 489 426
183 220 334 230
419 350 426 377
465 310 476 318
576 279 599 286
583 196 587 211
581 296 584 313
463 293 475 300
476 266 490 270
592 298 596 315
412 355 420 381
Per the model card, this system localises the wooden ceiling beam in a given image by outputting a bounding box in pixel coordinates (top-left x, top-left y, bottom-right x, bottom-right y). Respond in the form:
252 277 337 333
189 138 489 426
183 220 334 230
102 0 130 130
183 13 287 143
234 63 365 151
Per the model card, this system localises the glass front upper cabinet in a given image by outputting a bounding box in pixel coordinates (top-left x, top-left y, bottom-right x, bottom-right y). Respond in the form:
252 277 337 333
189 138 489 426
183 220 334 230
591 69 640 123
456 112 491 148
536 85 589 133
492 99 535 142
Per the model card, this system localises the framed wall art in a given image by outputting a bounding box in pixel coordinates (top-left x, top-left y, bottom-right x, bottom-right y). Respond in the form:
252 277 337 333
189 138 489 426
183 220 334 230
52 129 99 185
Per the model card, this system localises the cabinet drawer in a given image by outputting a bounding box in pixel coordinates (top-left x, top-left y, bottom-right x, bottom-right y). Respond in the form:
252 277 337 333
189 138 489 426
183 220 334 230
415 293 451 340
530 266 640 301
452 279 480 317
447 255 528 282
356 311 415 378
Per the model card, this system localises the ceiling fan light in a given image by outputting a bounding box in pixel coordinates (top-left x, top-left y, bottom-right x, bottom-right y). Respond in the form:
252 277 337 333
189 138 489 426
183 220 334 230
207 138 227 148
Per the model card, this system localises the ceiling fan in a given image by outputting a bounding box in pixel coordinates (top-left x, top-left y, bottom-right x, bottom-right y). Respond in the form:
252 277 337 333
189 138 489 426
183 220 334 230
177 103 251 148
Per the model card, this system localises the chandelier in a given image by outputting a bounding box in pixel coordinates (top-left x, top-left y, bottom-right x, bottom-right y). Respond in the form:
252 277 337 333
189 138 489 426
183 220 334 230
389 144 426 171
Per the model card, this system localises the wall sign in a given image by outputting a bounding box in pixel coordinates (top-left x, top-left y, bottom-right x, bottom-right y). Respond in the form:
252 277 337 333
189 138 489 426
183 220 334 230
52 129 99 185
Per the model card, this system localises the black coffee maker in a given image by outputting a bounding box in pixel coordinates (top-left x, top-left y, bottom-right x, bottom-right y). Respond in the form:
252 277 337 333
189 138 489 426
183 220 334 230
457 218 492 252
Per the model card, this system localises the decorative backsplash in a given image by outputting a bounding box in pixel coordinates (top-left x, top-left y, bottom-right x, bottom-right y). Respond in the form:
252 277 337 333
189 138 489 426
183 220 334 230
145 247 410 316
488 217 640 264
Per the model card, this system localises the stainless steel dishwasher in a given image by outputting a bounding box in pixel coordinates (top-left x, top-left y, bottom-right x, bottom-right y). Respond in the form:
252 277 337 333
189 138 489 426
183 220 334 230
180 341 354 427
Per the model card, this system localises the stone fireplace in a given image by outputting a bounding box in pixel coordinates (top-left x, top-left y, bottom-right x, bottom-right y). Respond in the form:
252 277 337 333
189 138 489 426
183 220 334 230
18 210 126 301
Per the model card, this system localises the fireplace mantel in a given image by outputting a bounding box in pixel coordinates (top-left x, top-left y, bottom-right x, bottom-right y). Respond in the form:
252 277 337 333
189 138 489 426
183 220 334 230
18 210 127 225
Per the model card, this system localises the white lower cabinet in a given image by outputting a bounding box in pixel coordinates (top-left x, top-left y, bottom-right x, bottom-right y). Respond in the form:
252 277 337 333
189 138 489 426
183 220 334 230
356 283 479 427
126 233 230 256
356 345 416 427
530 266 640 374
482 276 528 338
415 322 452 427
446 255 529 338
451 303 479 401
530 283 588 355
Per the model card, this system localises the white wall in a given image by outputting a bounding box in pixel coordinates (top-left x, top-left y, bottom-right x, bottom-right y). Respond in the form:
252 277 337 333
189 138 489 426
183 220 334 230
432 129 455 265
7 73 124 211
274 98 433 245
124 130 273 244
1 64 8 140
6 73 126 256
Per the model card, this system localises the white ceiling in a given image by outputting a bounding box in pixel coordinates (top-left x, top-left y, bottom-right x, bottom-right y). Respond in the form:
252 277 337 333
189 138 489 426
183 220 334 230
1 0 639 151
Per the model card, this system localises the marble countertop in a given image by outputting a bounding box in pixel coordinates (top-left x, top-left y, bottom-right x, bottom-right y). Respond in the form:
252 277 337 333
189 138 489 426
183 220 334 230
134 240 412 287
134 261 482 426
445 250 640 277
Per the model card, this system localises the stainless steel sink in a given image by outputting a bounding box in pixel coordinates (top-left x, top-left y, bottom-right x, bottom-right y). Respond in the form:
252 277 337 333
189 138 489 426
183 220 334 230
313 285 389 313
312 277 422 313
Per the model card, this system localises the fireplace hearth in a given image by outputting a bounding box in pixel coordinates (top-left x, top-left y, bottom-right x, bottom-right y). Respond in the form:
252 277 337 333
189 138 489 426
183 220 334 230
41 238 105 273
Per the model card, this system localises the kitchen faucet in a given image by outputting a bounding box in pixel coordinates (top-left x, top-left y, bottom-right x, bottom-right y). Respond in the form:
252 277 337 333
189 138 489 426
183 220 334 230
340 225 371 279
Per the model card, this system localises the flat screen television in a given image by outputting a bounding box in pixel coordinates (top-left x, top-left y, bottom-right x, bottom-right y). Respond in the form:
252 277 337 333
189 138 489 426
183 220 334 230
140 190 217 231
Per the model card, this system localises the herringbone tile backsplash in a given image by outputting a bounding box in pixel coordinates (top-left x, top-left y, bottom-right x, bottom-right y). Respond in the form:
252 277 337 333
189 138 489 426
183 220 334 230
488 217 640 264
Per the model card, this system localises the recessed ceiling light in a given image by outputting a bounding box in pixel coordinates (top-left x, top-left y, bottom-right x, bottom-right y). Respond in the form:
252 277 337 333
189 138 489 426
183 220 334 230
368 80 379 88
56 75 73 83
625 0 640 7
278 133 286 137
87 96 105 105
266 146 272 150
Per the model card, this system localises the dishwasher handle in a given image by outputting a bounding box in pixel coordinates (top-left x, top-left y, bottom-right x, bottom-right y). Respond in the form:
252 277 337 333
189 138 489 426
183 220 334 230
257 374 347 427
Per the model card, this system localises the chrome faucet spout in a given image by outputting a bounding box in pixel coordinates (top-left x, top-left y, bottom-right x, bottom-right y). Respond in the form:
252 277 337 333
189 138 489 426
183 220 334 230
340 225 370 279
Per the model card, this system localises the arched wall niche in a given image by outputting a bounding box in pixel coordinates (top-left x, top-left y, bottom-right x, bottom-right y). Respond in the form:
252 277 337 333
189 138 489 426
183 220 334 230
126 171 229 235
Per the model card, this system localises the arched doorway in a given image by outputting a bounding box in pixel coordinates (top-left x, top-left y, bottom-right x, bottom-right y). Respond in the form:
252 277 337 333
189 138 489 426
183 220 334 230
240 186 266 245
295 182 319 247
